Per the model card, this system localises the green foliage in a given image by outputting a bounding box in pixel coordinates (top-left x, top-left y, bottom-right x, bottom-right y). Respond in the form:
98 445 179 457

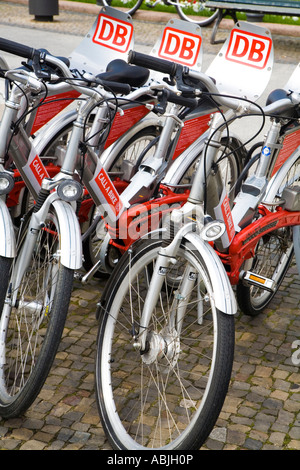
65 0 300 24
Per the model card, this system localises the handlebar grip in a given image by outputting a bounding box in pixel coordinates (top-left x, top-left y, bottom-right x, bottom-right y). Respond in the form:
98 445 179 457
0 37 36 60
167 90 198 108
128 50 178 76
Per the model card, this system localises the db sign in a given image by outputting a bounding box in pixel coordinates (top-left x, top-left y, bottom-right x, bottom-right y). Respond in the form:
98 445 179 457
157 27 201 67
93 14 133 53
226 29 272 69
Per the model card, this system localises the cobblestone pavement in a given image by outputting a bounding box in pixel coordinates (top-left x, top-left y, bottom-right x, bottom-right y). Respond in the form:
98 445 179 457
0 1 299 452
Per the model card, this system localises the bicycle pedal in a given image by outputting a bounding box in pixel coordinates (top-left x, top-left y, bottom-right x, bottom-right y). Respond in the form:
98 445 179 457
242 271 276 292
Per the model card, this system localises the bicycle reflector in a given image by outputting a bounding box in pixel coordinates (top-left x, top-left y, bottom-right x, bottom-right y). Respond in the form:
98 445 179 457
0 171 14 195
57 179 83 202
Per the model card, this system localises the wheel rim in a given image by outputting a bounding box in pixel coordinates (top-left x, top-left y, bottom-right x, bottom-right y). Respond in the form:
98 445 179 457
176 0 219 25
0 215 61 401
249 230 293 310
98 246 220 449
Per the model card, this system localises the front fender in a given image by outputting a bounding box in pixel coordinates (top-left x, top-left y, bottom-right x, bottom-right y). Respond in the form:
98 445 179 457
184 231 237 315
0 197 16 258
52 199 82 270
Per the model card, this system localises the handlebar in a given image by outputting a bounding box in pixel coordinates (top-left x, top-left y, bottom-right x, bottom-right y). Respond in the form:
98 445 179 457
1 37 299 118
0 36 133 97
128 50 300 117
128 50 178 76
0 37 35 60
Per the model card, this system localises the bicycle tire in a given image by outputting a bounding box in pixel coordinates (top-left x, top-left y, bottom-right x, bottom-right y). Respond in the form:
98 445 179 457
0 208 74 418
175 0 219 26
95 237 235 450
236 154 300 316
97 0 143 16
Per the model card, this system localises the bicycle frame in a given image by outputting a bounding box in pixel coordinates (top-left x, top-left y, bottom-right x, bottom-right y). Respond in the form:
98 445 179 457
124 21 300 347
220 205 300 286
0 77 83 269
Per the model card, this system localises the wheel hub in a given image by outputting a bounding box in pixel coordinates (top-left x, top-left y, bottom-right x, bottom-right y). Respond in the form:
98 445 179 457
141 328 180 371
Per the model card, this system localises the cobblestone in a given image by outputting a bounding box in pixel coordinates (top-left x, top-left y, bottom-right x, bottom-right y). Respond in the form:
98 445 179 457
0 0 299 452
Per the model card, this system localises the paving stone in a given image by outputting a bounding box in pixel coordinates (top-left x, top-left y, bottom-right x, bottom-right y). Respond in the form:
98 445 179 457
244 438 263 450
19 440 47 450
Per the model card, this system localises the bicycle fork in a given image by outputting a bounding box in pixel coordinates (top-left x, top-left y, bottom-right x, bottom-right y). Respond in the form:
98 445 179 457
134 209 237 354
2 191 81 313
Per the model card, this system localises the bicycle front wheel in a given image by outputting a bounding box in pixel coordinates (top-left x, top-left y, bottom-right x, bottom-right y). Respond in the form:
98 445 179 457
175 0 219 26
97 0 143 16
0 208 74 418
95 238 235 450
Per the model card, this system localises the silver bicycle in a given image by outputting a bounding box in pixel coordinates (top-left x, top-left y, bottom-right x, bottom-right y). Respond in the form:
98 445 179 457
94 28 300 450
0 37 167 419
0 25 244 419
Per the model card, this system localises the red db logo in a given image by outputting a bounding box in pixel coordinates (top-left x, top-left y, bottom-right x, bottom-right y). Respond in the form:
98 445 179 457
93 14 133 53
226 29 272 69
158 27 201 67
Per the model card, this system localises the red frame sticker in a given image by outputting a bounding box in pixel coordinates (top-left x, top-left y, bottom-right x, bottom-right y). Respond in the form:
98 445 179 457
173 114 211 160
225 29 272 69
92 14 133 53
95 168 122 216
104 105 151 149
31 90 81 135
158 27 201 67
272 128 300 176
221 194 235 242
29 155 49 186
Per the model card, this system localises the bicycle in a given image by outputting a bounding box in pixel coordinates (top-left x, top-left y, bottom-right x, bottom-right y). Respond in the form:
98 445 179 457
0 36 174 419
94 39 300 449
97 0 219 26
0 7 162 225
0 23 244 418
0 20 273 420
1 9 212 277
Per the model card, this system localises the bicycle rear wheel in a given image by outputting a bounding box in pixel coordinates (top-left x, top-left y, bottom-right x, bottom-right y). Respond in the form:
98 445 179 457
166 136 245 205
0 208 74 418
97 0 143 16
95 238 235 450
237 154 300 316
175 0 219 26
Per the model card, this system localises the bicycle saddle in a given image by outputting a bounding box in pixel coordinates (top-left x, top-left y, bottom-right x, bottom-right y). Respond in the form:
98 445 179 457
97 59 149 88
266 88 300 118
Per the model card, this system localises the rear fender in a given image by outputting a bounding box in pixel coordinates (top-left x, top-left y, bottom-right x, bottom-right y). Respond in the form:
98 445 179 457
184 231 237 315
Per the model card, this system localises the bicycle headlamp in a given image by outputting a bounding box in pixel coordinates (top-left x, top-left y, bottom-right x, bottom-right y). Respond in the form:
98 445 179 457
57 179 83 202
0 172 14 195
201 220 226 242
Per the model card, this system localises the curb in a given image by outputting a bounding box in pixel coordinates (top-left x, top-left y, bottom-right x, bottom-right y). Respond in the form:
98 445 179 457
10 0 300 37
